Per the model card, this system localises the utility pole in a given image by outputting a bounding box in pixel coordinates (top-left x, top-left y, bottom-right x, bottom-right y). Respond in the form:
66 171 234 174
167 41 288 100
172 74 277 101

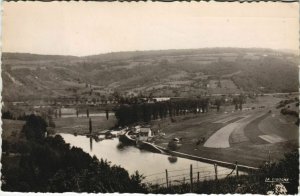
214 163 218 181
190 164 193 192
235 161 239 177
165 169 169 188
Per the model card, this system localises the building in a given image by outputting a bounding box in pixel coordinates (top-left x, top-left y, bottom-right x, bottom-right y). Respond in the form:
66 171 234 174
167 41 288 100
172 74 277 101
137 127 152 142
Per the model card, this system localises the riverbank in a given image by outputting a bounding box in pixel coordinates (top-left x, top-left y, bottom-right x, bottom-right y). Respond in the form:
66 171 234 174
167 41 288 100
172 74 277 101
156 145 258 172
120 128 256 172
53 95 298 168
3 114 297 194
151 148 299 194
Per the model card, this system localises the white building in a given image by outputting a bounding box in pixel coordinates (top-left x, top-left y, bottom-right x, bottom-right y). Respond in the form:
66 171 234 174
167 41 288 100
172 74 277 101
138 127 152 142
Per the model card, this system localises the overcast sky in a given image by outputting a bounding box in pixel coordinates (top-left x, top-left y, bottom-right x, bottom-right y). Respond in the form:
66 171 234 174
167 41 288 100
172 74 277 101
2 2 299 56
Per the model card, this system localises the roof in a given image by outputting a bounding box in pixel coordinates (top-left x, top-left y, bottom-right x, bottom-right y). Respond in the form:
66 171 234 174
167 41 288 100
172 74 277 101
140 127 151 132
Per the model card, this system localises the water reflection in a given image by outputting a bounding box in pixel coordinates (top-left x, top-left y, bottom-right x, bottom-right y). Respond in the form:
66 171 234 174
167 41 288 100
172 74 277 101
90 137 93 151
60 133 236 182
168 156 178 164
61 112 115 118
117 142 126 150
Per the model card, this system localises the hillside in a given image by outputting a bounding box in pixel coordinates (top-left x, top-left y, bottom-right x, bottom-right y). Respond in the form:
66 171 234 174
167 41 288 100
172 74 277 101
2 48 298 102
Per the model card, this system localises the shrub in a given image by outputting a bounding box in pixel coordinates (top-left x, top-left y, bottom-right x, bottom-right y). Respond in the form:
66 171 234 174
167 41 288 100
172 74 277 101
280 108 298 118
22 114 47 141
1 134 147 193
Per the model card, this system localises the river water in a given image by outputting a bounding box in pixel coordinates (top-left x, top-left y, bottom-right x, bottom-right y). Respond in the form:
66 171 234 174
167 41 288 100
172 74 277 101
61 113 114 118
60 133 237 185
59 108 114 118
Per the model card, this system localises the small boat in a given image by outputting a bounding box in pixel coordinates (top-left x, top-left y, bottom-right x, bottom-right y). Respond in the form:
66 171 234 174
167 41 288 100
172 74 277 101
119 131 136 145
136 140 163 153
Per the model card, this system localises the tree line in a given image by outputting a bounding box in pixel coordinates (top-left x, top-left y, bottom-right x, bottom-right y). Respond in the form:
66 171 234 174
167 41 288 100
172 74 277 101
2 110 31 121
115 98 211 127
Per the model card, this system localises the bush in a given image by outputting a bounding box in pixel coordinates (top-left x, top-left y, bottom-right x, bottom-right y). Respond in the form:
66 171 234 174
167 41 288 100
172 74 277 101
280 108 298 118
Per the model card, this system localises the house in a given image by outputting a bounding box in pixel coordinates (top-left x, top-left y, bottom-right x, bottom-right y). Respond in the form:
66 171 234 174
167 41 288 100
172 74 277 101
134 125 141 133
153 97 170 102
137 127 152 142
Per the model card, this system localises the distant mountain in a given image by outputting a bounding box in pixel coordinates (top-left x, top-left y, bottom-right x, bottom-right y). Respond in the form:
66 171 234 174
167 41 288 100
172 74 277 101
2 52 79 62
1 48 298 101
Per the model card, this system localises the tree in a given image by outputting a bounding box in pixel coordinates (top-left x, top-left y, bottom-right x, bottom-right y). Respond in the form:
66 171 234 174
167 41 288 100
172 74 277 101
58 108 62 118
112 91 121 102
105 109 109 120
48 116 56 128
89 118 92 134
2 110 14 119
215 99 222 112
22 114 47 141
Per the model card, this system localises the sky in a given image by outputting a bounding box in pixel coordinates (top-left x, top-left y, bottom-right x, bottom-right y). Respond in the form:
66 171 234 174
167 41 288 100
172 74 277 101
2 2 299 56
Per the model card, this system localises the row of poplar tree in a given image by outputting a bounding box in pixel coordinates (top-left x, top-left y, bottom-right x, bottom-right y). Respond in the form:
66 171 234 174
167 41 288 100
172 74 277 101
115 98 211 126
115 95 246 126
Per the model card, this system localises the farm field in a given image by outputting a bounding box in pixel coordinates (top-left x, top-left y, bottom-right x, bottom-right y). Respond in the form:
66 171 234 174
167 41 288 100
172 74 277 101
152 96 298 167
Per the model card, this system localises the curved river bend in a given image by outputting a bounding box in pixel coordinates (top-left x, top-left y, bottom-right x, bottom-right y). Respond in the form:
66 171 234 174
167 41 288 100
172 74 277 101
60 133 238 185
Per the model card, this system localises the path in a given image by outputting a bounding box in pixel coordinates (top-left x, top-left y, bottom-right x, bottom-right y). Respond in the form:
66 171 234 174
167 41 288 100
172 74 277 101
5 72 23 85
204 112 266 148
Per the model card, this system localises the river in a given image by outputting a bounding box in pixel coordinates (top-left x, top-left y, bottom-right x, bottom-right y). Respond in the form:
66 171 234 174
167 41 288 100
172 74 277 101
60 108 114 118
60 133 238 185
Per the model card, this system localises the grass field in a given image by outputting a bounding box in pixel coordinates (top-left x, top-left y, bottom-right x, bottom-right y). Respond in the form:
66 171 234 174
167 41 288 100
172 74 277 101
1 114 117 138
152 95 298 167
53 115 117 135
2 119 26 142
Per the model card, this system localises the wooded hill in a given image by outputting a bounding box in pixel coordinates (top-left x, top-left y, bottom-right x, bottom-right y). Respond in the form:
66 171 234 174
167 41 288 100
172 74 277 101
2 48 298 102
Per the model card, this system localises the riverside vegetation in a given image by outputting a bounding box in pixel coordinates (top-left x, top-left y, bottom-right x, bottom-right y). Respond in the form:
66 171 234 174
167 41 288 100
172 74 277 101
1 114 147 193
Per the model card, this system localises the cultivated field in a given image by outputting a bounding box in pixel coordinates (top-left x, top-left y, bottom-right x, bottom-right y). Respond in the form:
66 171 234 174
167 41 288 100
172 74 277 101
152 95 298 167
